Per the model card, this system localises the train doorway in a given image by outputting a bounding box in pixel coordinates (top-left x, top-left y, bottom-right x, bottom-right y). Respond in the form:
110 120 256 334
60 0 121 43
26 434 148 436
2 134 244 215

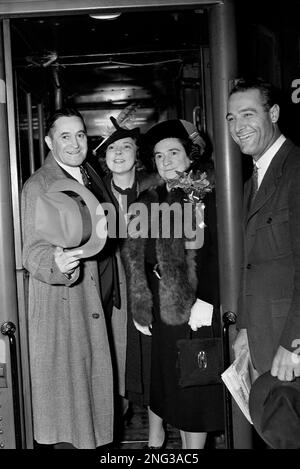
0 0 246 449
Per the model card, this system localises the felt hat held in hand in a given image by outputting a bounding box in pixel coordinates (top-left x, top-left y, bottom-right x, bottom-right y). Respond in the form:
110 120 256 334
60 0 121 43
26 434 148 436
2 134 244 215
35 179 107 258
249 371 300 449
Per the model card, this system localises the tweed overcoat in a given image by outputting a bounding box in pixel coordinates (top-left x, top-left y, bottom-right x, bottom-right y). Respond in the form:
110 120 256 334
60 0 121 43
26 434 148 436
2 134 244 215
21 153 127 449
238 139 300 374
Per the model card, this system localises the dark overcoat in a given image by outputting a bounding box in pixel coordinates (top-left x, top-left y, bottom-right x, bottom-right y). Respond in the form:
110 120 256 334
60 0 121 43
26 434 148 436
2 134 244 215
120 184 224 432
120 184 220 326
238 139 300 374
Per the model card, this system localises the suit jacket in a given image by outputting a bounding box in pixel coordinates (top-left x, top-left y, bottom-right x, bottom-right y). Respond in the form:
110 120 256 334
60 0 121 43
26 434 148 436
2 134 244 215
238 138 300 374
82 158 121 309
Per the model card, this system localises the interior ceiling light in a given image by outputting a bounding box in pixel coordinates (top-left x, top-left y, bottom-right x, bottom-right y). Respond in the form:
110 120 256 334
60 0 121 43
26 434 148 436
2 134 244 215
89 13 121 20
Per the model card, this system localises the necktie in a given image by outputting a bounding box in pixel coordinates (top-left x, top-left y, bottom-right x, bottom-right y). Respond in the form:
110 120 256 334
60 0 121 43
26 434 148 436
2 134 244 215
80 165 91 188
251 163 259 202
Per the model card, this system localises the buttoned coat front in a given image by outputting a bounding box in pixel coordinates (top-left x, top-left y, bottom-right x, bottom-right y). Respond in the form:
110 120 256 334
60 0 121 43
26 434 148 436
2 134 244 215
238 139 300 374
21 153 126 449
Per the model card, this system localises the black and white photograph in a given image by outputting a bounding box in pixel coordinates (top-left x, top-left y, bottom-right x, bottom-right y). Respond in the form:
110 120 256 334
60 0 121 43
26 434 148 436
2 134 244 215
0 0 299 458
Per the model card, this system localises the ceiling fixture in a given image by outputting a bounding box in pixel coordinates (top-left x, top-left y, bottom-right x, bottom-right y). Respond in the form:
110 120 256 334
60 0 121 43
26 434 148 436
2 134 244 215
89 13 121 20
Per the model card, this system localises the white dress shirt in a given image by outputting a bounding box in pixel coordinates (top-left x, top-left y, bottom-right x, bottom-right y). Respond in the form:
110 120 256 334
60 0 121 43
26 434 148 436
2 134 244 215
255 134 286 188
54 158 84 185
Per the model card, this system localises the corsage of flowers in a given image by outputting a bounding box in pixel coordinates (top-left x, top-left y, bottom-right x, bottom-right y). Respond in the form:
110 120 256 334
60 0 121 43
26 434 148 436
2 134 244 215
167 170 214 229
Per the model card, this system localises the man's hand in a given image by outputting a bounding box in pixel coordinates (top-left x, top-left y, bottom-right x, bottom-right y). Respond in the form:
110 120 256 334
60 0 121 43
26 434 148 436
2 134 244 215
232 328 249 360
133 319 152 336
54 247 83 275
271 345 300 381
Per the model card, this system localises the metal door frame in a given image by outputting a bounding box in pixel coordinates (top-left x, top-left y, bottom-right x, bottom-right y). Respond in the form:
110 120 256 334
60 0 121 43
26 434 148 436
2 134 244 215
0 0 249 449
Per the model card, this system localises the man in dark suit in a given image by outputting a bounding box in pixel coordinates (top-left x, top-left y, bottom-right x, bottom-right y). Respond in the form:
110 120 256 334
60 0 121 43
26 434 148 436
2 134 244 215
226 78 300 381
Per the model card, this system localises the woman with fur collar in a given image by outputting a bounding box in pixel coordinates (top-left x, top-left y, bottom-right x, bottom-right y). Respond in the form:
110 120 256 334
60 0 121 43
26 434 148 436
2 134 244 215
121 119 224 449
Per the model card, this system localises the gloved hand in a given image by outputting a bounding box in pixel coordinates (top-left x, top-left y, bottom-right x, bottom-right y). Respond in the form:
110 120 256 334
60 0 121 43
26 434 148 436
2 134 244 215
188 298 213 331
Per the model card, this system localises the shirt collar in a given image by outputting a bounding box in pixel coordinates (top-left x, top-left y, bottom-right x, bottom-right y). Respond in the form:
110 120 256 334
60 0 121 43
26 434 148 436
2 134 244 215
54 157 84 185
255 134 286 170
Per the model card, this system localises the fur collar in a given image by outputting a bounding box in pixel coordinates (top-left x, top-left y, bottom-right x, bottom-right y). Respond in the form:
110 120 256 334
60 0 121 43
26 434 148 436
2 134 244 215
120 186 197 326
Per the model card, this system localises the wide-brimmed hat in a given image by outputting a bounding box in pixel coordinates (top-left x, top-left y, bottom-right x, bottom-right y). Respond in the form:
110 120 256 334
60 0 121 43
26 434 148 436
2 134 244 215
249 371 300 449
35 179 107 258
94 116 140 154
144 119 206 151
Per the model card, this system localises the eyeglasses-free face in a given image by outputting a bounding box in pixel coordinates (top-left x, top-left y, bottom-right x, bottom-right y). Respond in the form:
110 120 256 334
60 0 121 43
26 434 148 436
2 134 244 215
154 137 191 180
105 137 137 175
45 115 88 167
226 88 280 161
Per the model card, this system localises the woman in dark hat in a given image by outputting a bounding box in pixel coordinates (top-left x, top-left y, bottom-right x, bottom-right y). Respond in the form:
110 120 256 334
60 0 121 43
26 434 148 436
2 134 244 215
121 119 224 449
99 117 141 213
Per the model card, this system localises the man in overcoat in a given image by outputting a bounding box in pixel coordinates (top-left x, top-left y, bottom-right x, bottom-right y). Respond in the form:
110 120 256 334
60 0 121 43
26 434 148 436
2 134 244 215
226 78 300 381
21 107 126 448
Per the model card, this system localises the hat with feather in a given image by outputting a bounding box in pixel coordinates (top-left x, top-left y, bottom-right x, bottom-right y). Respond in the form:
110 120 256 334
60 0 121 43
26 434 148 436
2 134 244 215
93 103 140 155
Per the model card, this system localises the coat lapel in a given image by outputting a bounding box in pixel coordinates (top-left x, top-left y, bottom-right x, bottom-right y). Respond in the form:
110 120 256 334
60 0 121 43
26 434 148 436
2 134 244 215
246 139 293 224
43 152 71 183
247 168 276 222
43 153 103 296
84 161 114 204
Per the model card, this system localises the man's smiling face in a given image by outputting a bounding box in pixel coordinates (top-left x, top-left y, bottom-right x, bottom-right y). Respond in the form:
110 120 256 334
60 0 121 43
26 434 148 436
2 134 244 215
45 115 88 167
226 88 279 161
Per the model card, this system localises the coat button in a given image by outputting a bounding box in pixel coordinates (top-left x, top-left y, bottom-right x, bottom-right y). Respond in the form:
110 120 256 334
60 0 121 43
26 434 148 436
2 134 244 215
267 217 272 224
246 263 251 269
92 313 100 319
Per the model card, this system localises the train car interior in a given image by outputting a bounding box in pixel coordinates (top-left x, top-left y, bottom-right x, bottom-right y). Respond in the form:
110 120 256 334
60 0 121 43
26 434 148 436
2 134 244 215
11 9 212 183
3 4 221 450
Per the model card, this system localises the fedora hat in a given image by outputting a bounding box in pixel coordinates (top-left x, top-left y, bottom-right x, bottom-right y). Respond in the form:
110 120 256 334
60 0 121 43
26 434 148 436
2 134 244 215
249 371 300 449
35 179 107 258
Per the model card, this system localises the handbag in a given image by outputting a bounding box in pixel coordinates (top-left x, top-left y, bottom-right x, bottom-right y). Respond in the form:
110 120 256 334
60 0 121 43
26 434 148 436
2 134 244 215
176 330 223 388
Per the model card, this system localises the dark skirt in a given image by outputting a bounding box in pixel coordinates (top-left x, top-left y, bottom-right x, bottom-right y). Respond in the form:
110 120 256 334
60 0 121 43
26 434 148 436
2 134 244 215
148 269 225 432
125 307 152 407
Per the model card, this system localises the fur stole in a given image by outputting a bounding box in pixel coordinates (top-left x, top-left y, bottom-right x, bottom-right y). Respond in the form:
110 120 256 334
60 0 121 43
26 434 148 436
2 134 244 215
120 186 198 326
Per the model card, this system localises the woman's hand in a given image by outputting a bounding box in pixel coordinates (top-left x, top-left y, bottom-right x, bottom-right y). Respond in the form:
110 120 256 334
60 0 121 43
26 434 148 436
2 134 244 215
133 318 152 336
188 299 213 331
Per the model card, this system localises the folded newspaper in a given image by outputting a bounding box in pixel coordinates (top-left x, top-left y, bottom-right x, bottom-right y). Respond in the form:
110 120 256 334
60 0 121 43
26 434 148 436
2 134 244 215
221 348 255 424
